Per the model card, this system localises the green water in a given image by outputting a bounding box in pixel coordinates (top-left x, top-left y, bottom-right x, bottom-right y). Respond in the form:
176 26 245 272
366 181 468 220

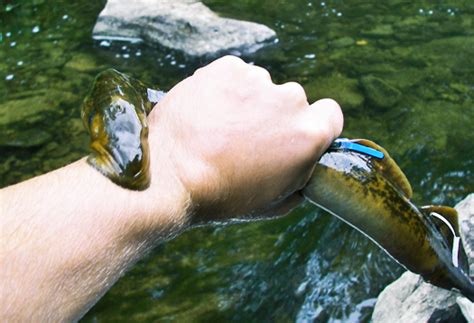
1 0 473 321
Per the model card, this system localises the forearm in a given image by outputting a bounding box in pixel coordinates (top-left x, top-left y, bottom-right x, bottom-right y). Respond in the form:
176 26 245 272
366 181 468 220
0 158 190 321
0 56 343 321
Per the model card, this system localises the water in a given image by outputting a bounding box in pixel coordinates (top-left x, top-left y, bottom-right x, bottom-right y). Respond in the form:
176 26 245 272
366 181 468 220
1 0 473 321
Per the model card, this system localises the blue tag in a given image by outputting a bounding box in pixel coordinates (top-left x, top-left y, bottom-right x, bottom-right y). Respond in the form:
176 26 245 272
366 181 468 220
332 139 385 159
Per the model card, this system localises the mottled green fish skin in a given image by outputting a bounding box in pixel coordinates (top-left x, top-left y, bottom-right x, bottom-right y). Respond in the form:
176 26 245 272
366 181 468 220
303 146 474 300
81 69 161 190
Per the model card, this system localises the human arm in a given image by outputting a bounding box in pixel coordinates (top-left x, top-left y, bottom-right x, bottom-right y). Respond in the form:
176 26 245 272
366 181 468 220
0 56 343 321
0 157 189 321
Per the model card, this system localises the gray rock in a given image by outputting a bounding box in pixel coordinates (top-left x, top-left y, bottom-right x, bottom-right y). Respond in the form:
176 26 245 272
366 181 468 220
372 272 462 322
93 0 276 57
457 194 474 276
457 296 474 322
372 194 474 323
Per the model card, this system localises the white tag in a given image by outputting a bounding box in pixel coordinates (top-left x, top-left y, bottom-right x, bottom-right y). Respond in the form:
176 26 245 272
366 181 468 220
430 212 460 268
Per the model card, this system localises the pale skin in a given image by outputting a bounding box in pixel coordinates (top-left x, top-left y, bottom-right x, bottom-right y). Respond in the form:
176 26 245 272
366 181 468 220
0 56 343 321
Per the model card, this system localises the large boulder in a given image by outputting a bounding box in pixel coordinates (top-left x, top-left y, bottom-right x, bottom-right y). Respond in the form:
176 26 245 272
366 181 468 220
92 0 276 57
372 194 474 323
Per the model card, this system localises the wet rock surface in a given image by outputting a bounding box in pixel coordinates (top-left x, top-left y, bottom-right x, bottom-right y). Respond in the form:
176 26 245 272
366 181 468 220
372 194 474 323
457 195 474 276
93 0 276 57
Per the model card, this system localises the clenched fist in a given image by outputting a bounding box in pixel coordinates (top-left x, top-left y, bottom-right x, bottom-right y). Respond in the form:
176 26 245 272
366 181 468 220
147 56 343 222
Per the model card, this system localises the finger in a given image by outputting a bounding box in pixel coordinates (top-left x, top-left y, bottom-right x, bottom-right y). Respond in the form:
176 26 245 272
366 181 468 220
291 98 343 189
277 81 308 107
246 64 272 82
302 98 344 154
210 55 246 68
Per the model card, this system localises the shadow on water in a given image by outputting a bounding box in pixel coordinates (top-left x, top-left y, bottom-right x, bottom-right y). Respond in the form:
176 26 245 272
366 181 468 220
1 0 473 321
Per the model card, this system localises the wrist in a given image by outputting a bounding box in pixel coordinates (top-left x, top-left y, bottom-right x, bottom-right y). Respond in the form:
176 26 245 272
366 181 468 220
145 101 224 224
137 120 194 235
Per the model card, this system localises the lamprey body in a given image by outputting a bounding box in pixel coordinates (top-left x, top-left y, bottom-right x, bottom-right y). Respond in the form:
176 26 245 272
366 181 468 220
81 69 164 190
303 138 474 300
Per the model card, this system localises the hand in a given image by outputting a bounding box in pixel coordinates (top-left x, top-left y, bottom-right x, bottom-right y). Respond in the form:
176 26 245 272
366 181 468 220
146 56 343 223
0 56 342 320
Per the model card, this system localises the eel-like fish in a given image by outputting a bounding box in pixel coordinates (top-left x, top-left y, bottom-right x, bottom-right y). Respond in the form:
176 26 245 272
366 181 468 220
81 69 474 300
81 69 164 190
303 138 474 301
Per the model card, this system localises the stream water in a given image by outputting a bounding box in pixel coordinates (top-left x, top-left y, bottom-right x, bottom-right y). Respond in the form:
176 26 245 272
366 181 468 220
1 0 473 321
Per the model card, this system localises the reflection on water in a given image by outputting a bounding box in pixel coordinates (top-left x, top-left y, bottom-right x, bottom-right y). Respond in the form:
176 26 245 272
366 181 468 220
1 0 473 321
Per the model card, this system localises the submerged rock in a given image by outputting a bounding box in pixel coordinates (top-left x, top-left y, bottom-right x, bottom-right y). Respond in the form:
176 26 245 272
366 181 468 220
93 0 276 57
360 75 401 110
0 91 79 148
306 73 364 113
330 36 355 48
362 24 394 38
0 129 52 148
0 90 79 127
372 194 474 323
0 96 57 127
64 53 101 73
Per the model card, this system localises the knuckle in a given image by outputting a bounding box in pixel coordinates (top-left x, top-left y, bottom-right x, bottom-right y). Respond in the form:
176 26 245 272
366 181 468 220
194 55 245 76
296 115 332 155
299 121 323 145
319 98 342 112
296 98 344 150
280 82 307 103
217 55 245 67
249 65 271 81
193 66 205 76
